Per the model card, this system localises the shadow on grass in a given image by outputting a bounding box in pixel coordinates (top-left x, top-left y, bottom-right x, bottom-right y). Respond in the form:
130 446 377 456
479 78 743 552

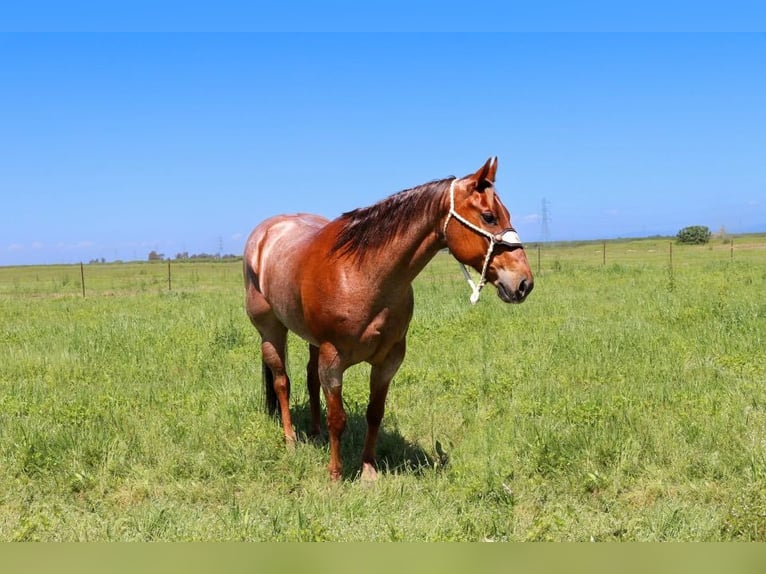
284 400 446 482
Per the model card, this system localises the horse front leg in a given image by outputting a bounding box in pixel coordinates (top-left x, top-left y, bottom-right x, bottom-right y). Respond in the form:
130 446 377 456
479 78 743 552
318 343 347 481
362 339 406 482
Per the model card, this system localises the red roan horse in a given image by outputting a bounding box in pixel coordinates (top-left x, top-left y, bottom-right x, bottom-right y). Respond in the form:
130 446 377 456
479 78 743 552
244 157 533 480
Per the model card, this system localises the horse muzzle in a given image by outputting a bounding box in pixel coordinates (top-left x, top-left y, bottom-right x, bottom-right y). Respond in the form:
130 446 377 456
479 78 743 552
496 275 534 303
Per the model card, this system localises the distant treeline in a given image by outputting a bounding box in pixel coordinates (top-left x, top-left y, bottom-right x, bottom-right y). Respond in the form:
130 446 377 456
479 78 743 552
150 250 240 262
87 252 241 264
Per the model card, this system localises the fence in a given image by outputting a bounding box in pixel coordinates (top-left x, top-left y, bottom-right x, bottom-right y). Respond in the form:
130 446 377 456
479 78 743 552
529 238 741 276
1 236 764 298
0 259 244 298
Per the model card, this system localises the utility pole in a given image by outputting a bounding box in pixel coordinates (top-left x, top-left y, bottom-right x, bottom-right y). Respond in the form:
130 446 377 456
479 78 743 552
540 198 551 243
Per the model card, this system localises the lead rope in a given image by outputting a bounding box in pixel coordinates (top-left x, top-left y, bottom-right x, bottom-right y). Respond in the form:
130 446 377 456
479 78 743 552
443 179 499 304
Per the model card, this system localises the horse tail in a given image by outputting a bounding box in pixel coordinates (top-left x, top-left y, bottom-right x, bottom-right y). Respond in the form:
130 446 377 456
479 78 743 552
262 360 278 416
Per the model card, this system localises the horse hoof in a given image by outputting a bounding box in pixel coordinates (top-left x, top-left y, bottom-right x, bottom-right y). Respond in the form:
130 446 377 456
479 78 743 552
329 470 342 482
361 462 378 482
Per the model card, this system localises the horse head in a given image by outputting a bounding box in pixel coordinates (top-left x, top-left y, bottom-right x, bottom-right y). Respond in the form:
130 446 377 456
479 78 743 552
443 157 534 304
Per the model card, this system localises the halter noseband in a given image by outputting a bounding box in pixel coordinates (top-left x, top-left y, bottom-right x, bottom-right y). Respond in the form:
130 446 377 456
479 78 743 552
443 178 524 304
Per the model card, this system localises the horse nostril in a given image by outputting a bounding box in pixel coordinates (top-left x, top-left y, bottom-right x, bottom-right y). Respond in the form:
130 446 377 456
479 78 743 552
518 278 533 298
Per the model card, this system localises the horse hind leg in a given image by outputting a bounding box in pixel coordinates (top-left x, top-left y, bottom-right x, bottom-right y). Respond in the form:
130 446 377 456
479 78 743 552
260 329 297 447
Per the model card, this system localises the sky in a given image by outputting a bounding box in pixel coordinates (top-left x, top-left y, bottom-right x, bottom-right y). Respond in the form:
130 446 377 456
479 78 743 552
1 10 765 265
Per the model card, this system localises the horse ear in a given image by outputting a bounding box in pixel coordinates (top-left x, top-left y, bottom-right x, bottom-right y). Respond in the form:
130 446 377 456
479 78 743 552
487 156 498 182
470 156 498 190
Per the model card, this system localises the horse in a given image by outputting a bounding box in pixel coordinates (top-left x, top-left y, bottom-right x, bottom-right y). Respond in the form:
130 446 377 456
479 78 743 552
243 157 534 481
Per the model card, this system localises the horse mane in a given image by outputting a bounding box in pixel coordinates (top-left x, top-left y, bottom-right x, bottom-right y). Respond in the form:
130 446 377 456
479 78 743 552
330 177 453 260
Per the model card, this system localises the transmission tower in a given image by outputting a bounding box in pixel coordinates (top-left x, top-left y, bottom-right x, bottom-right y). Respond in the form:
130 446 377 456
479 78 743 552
540 198 551 243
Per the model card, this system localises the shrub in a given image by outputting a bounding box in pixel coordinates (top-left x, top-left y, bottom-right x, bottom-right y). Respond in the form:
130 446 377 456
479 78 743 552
677 225 712 245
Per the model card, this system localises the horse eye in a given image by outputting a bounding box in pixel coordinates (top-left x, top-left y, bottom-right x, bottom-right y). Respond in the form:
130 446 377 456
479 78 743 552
481 212 497 225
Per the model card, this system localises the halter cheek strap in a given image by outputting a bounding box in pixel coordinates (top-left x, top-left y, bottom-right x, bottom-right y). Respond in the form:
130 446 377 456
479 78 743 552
443 179 524 304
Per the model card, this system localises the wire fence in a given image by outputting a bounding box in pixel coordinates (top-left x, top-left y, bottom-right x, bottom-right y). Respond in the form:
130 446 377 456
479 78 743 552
1 236 764 298
0 259 244 298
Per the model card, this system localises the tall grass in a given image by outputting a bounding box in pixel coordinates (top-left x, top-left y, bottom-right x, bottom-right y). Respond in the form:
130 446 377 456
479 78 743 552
1 237 764 540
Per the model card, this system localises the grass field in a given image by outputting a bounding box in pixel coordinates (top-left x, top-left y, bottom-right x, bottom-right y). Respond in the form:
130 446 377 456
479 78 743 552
1 235 765 541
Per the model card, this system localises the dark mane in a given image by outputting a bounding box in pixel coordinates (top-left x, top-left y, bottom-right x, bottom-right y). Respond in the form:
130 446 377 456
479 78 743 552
330 177 453 259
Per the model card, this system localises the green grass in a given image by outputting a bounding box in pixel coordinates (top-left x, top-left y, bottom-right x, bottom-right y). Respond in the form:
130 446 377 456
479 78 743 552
1 235 765 540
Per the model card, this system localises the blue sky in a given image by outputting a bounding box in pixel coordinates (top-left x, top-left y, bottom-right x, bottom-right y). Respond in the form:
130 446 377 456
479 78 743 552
1 30 765 265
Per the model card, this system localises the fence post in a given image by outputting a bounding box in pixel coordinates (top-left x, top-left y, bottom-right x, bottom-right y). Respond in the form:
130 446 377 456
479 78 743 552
730 238 734 261
168 260 172 291
537 243 541 275
602 241 606 266
80 262 86 298
666 241 676 292
669 241 673 271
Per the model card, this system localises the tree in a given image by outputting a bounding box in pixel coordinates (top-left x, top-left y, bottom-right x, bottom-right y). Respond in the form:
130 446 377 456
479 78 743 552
677 225 712 245
148 250 165 261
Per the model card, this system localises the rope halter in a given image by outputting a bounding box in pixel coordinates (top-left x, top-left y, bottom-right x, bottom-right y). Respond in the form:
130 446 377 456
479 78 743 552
443 178 524 304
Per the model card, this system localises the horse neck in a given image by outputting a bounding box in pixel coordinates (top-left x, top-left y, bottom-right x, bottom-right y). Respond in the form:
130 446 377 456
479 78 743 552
367 191 450 285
